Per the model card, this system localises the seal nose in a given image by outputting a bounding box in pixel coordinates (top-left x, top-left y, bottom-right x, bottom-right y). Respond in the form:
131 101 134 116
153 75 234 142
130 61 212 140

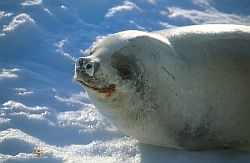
75 57 96 77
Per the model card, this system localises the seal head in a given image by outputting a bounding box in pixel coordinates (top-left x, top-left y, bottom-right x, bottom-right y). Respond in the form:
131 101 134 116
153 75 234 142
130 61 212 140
74 30 178 147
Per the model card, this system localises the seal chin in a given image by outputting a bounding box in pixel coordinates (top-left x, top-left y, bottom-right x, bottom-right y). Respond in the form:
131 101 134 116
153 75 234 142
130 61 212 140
76 78 116 97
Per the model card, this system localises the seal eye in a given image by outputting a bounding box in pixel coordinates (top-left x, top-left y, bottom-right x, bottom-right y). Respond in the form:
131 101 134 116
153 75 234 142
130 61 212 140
117 64 133 79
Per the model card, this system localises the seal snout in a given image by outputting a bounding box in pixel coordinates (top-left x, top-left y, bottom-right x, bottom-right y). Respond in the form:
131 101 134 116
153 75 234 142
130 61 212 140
75 57 97 77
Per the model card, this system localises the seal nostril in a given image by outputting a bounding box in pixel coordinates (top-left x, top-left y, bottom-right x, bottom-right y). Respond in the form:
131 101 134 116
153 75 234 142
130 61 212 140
86 64 92 70
77 58 84 68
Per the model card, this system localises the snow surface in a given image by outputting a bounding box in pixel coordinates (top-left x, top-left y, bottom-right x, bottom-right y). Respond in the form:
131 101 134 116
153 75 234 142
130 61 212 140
1 0 250 162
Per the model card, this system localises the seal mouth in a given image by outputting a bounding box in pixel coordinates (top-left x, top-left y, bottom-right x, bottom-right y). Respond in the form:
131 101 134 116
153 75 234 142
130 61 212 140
76 79 116 97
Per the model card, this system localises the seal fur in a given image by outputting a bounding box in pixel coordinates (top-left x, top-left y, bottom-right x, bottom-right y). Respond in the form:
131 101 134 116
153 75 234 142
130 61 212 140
74 24 250 151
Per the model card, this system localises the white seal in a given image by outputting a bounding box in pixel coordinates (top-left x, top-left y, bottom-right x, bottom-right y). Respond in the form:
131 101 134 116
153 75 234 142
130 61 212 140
74 24 250 151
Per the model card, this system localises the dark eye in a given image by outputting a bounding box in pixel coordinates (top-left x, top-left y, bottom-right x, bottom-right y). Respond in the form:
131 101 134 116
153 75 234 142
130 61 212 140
117 64 133 79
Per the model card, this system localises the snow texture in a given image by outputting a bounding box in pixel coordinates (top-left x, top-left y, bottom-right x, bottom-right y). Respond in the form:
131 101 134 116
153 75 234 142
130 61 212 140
0 0 250 162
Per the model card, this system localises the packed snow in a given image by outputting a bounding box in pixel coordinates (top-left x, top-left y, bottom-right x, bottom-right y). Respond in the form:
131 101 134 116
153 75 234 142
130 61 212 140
1 0 250 162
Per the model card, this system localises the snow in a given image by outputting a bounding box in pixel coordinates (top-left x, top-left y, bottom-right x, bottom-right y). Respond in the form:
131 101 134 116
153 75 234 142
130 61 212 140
105 1 142 18
0 68 21 79
2 13 35 33
164 6 250 24
21 0 43 6
0 0 250 162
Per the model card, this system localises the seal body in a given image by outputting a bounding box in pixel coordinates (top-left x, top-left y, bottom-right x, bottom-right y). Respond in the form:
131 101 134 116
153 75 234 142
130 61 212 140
74 24 250 151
